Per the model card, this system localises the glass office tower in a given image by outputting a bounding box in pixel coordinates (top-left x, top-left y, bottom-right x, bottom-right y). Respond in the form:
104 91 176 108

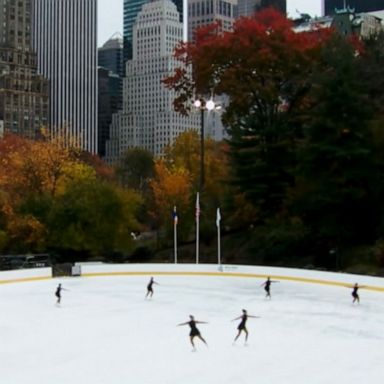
123 0 184 61
323 0 383 15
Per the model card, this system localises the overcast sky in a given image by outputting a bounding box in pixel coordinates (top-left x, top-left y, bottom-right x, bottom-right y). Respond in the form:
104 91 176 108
97 0 322 47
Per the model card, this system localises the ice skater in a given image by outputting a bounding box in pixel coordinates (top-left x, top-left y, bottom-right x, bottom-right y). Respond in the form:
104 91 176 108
145 276 158 298
232 309 259 343
261 276 279 299
55 283 67 305
178 315 208 349
351 283 364 304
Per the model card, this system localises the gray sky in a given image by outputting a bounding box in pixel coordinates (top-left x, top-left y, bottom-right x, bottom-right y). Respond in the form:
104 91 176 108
98 0 322 47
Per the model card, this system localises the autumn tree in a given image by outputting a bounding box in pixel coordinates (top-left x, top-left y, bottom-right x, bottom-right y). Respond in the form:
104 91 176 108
0 134 143 256
163 130 245 238
164 9 333 219
163 130 230 199
149 159 192 242
47 179 142 259
114 148 155 192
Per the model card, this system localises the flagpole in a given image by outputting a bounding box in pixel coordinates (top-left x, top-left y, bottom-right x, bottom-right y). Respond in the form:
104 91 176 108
174 220 177 264
173 206 178 264
195 193 200 264
216 208 221 265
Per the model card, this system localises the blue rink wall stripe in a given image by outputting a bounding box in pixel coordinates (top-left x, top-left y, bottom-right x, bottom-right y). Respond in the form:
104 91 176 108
0 271 383 292
80 271 384 293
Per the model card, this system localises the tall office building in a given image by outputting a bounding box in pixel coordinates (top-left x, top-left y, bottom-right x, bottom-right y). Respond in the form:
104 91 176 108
98 36 124 157
323 0 384 15
123 0 184 62
236 0 286 18
188 0 237 41
98 68 122 157
31 0 98 153
98 34 124 77
0 0 48 138
105 0 199 162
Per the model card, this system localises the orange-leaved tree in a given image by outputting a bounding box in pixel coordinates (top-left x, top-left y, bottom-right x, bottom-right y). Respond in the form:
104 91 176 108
150 159 192 241
164 8 332 120
163 130 232 226
164 8 334 219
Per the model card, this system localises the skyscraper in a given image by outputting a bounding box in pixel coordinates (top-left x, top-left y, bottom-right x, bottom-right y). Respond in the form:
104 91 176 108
259 0 286 14
98 36 124 157
323 0 384 15
31 0 98 153
123 0 184 62
236 0 286 18
98 34 124 77
0 0 48 138
188 0 237 41
105 0 199 162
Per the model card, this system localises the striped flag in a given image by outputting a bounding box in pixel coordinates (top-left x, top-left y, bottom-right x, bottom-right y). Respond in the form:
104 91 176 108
173 206 178 225
216 207 221 227
195 193 200 222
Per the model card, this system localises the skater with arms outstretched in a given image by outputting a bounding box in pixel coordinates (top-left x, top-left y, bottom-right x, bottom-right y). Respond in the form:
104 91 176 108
232 309 259 343
55 283 67 305
261 277 279 299
145 276 158 298
178 315 208 349
351 283 365 304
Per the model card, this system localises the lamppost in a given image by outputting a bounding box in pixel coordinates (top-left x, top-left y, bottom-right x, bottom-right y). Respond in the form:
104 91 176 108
193 97 219 264
193 98 217 191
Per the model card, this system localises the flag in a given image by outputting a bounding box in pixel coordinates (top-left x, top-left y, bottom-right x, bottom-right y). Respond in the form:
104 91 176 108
216 207 221 228
173 206 178 225
195 193 200 221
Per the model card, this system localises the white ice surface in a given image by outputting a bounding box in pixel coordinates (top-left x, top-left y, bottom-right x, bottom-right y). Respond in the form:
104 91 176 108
1 270 383 384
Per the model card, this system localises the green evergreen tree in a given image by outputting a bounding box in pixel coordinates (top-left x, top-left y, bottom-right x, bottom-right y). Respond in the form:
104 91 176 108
291 35 383 266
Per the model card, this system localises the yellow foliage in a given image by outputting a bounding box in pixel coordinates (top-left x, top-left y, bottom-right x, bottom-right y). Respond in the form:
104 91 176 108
150 159 192 225
164 131 231 199
0 133 87 199
55 162 97 195
6 214 46 250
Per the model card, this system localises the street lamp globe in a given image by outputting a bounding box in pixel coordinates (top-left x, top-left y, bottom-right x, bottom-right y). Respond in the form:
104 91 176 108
194 99 202 108
206 99 215 111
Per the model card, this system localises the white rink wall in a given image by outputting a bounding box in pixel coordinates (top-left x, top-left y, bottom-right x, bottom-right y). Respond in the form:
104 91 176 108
0 267 52 283
0 263 382 291
77 263 384 291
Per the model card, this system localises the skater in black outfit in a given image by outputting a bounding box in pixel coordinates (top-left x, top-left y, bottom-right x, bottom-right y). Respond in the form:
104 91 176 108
232 309 259 343
145 277 158 298
261 277 279 299
178 315 208 349
351 283 364 304
55 284 65 304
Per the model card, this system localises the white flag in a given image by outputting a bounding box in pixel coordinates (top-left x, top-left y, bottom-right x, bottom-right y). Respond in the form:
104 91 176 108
216 208 221 227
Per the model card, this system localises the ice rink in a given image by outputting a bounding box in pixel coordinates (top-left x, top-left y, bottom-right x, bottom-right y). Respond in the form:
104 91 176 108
1 267 383 384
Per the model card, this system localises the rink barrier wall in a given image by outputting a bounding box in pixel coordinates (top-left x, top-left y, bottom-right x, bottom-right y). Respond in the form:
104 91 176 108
0 264 383 292
78 263 384 293
0 267 52 285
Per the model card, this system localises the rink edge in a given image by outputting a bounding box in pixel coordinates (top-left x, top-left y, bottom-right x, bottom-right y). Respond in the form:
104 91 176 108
0 268 382 292
0 276 52 285
80 271 384 292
